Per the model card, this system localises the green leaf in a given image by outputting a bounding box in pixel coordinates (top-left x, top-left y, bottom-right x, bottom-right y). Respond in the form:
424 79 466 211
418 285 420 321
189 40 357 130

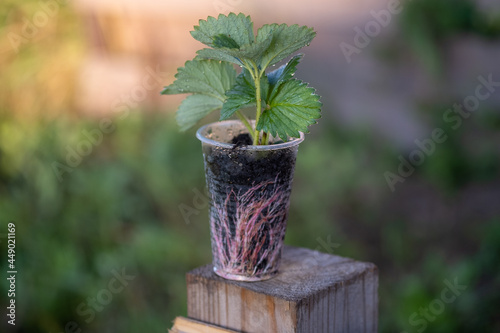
176 95 222 131
267 54 303 88
220 69 269 120
237 30 274 61
220 69 255 120
195 48 242 65
195 23 274 66
161 60 236 99
258 24 316 69
195 39 276 66
191 13 253 49
257 79 321 140
213 34 240 49
161 60 237 131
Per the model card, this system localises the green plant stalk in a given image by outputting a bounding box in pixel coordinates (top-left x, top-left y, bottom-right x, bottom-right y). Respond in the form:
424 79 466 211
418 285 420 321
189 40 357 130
253 65 263 145
262 132 269 145
236 111 255 141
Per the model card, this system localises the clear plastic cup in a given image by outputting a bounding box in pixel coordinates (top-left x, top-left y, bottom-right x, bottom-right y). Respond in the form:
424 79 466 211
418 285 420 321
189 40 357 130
197 120 304 281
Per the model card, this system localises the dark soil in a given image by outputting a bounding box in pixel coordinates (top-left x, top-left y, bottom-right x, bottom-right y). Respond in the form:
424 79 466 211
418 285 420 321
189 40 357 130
204 136 297 186
231 133 252 147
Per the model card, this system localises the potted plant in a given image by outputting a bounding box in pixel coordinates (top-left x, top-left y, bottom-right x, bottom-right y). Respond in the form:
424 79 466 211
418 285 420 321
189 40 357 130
162 13 321 281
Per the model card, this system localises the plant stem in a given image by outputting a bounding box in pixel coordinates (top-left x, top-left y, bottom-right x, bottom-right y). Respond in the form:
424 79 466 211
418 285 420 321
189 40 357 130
236 111 255 141
253 66 262 145
262 132 269 145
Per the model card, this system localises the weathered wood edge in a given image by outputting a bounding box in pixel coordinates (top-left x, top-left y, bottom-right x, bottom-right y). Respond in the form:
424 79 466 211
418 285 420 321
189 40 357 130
186 245 378 303
169 316 239 333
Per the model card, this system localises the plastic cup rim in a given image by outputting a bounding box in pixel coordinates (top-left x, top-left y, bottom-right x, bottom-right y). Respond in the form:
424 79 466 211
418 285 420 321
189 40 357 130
196 120 304 151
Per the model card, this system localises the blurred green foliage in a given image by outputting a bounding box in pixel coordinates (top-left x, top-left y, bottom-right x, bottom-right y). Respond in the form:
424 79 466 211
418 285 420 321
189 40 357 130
0 113 211 331
0 0 84 117
399 0 500 75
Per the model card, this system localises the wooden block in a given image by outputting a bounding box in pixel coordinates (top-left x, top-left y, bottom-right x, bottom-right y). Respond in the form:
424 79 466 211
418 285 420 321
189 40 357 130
186 246 378 333
169 316 239 333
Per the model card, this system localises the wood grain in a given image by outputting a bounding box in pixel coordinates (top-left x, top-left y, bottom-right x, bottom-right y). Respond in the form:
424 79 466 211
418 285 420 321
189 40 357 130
186 246 378 333
169 316 239 333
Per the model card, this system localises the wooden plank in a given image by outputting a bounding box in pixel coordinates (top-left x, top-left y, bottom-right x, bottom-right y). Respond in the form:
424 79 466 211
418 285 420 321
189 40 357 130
186 246 378 333
169 316 239 333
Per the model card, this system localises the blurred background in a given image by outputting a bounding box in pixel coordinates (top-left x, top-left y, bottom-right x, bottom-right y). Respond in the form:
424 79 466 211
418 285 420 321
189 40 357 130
1 0 500 332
